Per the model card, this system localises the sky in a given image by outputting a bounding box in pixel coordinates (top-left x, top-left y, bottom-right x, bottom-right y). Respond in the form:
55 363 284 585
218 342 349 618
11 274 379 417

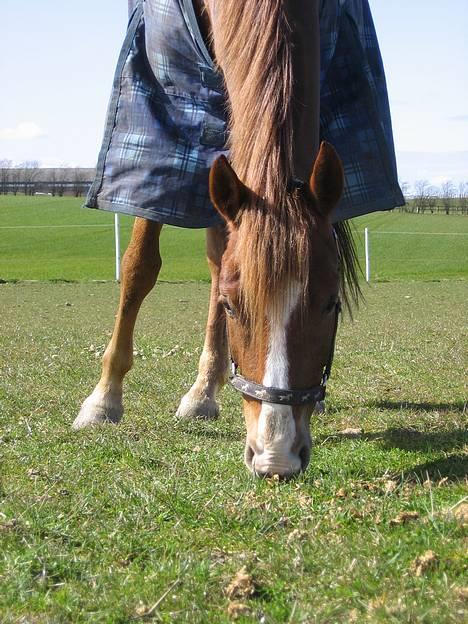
0 0 467 189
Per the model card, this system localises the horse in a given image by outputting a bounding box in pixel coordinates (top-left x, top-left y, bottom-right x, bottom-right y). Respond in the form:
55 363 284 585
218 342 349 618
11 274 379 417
73 0 360 478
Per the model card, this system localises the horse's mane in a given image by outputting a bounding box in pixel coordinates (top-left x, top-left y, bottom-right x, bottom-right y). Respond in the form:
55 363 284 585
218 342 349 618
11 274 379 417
208 0 361 327
208 0 293 201
334 220 362 315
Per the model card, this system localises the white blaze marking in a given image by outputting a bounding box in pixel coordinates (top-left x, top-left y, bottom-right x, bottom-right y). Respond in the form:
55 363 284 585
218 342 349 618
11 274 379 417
257 282 301 456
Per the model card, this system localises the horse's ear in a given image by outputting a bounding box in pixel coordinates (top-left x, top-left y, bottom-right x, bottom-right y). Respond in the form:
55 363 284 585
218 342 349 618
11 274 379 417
210 156 247 224
310 141 344 214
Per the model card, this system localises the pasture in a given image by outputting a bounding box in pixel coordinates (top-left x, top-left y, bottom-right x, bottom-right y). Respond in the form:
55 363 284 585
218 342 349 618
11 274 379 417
0 196 467 622
0 195 467 282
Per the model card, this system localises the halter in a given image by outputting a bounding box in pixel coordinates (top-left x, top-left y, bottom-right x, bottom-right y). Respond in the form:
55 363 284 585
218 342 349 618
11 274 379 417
229 299 341 406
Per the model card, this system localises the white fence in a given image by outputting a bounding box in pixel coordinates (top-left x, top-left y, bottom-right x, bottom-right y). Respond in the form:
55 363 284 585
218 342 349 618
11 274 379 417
2 218 467 282
362 227 467 282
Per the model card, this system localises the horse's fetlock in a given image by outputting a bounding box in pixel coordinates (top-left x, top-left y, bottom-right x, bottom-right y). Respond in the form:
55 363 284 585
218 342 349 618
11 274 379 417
102 347 133 377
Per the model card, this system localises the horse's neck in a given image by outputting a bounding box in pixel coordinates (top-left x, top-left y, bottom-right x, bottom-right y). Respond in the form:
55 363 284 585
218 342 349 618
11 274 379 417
284 0 320 180
206 0 320 190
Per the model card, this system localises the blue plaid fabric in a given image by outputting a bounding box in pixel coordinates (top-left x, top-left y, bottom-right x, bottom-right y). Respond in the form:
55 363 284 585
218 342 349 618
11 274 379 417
86 0 404 227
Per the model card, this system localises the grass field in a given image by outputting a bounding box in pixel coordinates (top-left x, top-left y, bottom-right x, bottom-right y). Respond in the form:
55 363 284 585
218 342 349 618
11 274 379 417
1 280 467 622
0 195 467 282
1 195 467 621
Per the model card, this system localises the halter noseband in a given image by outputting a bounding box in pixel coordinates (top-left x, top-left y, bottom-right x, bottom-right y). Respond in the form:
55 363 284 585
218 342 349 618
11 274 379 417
228 299 341 406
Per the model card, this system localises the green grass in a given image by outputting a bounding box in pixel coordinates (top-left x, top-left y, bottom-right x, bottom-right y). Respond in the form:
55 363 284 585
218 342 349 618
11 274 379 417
354 212 468 281
1 195 467 282
1 280 466 622
0 196 208 282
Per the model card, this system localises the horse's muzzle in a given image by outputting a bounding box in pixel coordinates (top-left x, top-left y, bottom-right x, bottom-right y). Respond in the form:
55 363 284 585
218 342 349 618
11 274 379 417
245 443 309 479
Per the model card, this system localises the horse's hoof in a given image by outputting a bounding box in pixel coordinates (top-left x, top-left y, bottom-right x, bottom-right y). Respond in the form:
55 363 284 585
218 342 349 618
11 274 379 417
176 393 220 420
72 389 124 429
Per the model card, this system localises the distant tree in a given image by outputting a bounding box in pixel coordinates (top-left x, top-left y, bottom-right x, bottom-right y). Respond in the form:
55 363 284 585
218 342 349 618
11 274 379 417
440 181 455 215
56 168 65 197
10 166 21 195
19 160 40 195
49 168 57 196
414 179 430 214
399 180 410 198
0 159 12 194
459 182 468 215
399 180 410 211
426 186 438 214
72 168 89 197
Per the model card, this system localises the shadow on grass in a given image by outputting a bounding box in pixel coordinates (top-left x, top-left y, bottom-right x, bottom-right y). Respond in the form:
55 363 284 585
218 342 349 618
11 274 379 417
175 422 241 442
373 400 466 413
318 427 467 453
403 454 468 482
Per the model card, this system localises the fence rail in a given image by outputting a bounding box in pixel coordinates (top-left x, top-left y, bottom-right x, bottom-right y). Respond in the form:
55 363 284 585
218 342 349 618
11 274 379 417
362 228 467 282
1 181 92 197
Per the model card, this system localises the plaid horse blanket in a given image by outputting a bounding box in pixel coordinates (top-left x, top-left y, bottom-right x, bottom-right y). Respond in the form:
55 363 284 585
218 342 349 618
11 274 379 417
86 0 404 227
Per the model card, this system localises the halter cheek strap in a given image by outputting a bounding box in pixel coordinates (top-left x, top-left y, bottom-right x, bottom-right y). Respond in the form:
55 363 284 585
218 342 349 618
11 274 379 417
228 300 341 406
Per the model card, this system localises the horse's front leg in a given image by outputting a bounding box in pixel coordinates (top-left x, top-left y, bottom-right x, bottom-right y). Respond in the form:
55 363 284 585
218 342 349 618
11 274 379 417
176 224 229 419
73 218 162 429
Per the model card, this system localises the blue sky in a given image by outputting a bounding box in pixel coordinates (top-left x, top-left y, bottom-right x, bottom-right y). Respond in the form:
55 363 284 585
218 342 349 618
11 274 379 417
1 0 467 188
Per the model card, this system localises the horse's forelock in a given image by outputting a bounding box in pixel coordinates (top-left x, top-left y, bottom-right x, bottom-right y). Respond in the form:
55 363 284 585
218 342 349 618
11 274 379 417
236 193 315 341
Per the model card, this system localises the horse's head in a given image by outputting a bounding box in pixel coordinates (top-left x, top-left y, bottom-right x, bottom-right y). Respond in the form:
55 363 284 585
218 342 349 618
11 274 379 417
210 142 347 478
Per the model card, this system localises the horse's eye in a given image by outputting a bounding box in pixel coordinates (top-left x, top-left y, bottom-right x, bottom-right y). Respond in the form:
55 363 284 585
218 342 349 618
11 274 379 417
221 297 236 318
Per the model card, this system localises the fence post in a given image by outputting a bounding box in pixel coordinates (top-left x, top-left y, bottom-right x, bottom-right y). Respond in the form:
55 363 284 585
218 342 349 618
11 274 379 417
114 213 120 282
364 227 370 282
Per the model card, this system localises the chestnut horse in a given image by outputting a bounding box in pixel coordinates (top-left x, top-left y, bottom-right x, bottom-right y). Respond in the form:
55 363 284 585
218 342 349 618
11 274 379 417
74 0 360 477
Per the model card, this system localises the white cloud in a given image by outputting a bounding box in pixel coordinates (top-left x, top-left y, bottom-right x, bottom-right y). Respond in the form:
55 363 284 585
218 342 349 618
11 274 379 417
0 122 46 140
